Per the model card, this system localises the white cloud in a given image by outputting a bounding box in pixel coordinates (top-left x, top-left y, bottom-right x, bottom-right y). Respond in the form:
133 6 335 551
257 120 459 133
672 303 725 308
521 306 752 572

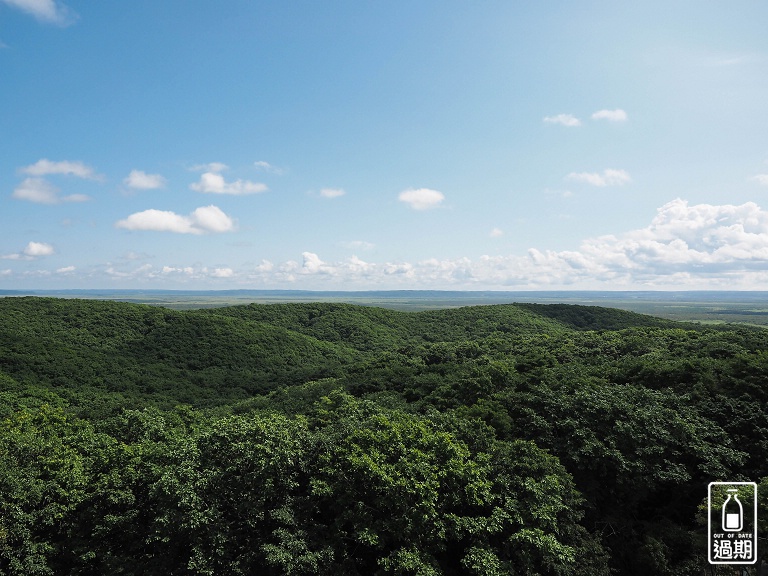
591 109 628 122
106 264 155 281
0 0 76 25
162 266 190 275
294 252 376 280
56 265 75 274
238 199 768 288
464 198 768 288
13 178 57 204
117 210 194 234
190 172 268 195
13 170 92 204
12 178 90 204
254 260 274 272
543 113 582 127
398 188 445 210
301 252 331 274
751 174 768 186
320 188 345 199
251 252 375 282
20 159 100 180
24 241 54 257
254 160 284 175
124 170 166 190
115 205 236 234
571 199 768 276
190 162 229 173
566 169 631 187
490 228 504 237
211 267 235 278
383 262 415 277
157 265 237 282
3 241 55 260
189 205 236 233
44 197 768 290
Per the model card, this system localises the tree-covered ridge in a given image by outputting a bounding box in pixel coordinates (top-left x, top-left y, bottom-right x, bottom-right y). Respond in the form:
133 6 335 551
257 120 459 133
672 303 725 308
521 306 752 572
1 296 767 575
0 298 361 415
513 302 685 330
200 301 576 350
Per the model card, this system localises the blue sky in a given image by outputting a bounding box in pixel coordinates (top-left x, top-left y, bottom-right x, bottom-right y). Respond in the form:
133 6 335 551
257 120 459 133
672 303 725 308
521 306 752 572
3 1 768 290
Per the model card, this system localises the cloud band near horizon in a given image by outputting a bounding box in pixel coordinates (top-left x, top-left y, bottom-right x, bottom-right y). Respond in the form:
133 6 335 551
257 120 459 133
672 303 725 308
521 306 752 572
34 198 768 289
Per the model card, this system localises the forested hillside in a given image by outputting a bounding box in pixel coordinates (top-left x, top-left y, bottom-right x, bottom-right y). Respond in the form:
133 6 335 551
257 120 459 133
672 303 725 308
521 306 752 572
1 297 767 575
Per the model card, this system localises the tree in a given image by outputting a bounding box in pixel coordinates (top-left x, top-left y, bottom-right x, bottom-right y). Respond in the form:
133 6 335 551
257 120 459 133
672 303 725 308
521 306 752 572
0 406 92 575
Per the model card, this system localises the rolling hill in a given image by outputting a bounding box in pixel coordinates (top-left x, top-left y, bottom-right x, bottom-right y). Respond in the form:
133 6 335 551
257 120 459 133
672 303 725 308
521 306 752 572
1 296 767 575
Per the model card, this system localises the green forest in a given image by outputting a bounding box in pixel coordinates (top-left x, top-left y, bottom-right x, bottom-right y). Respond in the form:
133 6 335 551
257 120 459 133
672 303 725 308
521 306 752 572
0 296 766 575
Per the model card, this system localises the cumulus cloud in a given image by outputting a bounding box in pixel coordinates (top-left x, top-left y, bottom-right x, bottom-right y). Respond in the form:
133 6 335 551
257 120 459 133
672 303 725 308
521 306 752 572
124 170 166 190
465 198 768 288
56 266 75 274
301 253 374 279
13 178 59 204
20 159 100 180
13 160 99 203
591 109 628 122
190 205 236 233
566 169 631 187
158 265 243 282
190 172 267 195
116 210 193 234
211 267 235 278
301 252 332 274
239 199 768 288
320 188 345 199
567 199 768 279
12 178 88 204
115 205 236 234
543 113 582 127
113 263 244 283
2 241 55 260
24 241 55 257
254 260 274 272
51 197 768 289
398 188 445 210
751 174 768 186
0 0 76 25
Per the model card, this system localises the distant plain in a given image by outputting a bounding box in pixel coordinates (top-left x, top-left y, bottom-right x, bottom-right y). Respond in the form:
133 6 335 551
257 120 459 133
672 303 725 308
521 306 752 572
2 290 768 326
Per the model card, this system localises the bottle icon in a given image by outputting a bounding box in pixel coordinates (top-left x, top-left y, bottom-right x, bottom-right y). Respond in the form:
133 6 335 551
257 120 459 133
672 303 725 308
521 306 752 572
722 489 743 532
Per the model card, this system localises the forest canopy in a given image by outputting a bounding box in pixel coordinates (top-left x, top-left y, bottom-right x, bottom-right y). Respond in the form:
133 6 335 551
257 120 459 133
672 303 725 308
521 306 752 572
0 296 766 575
